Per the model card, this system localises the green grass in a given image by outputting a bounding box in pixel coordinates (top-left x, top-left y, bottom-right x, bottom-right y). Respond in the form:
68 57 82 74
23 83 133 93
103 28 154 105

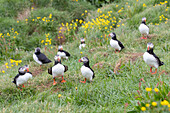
0 0 170 112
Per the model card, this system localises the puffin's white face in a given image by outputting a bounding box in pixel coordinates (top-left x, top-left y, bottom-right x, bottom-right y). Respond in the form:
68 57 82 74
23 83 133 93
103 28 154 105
23 65 29 72
18 67 27 73
109 32 115 37
54 55 61 61
58 45 63 50
81 38 85 42
147 43 154 50
142 17 146 22
79 57 89 63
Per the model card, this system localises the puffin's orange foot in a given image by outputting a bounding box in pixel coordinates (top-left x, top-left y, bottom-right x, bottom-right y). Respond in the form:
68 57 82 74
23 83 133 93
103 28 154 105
61 80 66 83
80 81 86 83
22 84 25 88
151 69 157 75
53 82 57 85
151 72 157 75
140 37 147 39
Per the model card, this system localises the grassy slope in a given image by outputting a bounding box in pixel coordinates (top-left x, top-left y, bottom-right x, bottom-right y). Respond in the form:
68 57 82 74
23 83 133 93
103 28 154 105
0 0 170 112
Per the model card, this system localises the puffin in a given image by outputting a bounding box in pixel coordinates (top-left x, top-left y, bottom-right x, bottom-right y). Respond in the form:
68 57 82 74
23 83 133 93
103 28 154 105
57 45 70 60
79 38 86 49
79 57 95 83
12 66 32 90
48 55 68 85
143 43 164 74
109 32 125 53
33 47 51 66
139 17 149 39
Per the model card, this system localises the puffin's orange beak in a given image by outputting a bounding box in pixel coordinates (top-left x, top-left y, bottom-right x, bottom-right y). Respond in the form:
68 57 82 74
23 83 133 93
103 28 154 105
58 58 60 62
147 46 150 51
26 68 29 72
144 19 146 22
79 59 82 62
60 48 63 50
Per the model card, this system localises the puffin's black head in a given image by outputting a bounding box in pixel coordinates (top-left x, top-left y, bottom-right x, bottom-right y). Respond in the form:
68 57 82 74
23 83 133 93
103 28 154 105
35 47 41 53
54 55 61 62
109 32 116 40
147 42 154 51
81 38 85 44
18 66 27 75
79 57 89 63
58 45 63 50
142 17 146 23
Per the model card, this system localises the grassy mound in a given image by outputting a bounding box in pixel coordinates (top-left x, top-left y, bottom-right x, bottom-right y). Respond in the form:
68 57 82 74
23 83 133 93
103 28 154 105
0 0 169 112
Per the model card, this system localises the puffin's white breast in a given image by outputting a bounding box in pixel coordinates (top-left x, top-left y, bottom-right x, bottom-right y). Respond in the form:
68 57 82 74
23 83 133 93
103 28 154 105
33 54 42 65
16 73 32 86
110 39 121 50
143 52 158 68
52 64 65 77
57 52 66 57
139 24 149 35
79 44 86 49
81 66 93 81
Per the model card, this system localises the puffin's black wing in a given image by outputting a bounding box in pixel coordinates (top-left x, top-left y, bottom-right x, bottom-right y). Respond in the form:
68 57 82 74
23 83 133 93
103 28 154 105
64 65 68 72
12 74 20 84
117 40 125 49
153 53 164 66
89 66 95 79
63 50 71 57
37 53 51 64
27 72 32 74
48 67 52 75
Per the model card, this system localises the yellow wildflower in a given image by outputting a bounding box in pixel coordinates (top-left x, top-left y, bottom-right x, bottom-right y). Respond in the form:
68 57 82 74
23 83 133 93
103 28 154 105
141 107 146 111
41 40 44 43
152 102 157 106
168 104 170 108
13 36 16 38
143 4 146 7
161 100 169 105
146 104 150 107
154 88 159 92
2 70 5 73
17 21 19 23
116 5 118 7
145 87 152 92
58 94 61 98
80 52 82 54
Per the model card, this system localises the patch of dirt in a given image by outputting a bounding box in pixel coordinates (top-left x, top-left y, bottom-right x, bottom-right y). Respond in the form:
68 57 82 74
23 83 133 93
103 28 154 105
147 34 158 39
36 79 65 93
94 52 108 59
114 58 122 74
124 52 143 62
30 66 44 77
17 8 31 20
89 46 107 53
114 52 143 74
92 61 105 68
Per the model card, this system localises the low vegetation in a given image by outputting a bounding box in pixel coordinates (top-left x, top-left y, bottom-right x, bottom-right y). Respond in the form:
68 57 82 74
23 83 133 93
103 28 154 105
0 0 169 112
